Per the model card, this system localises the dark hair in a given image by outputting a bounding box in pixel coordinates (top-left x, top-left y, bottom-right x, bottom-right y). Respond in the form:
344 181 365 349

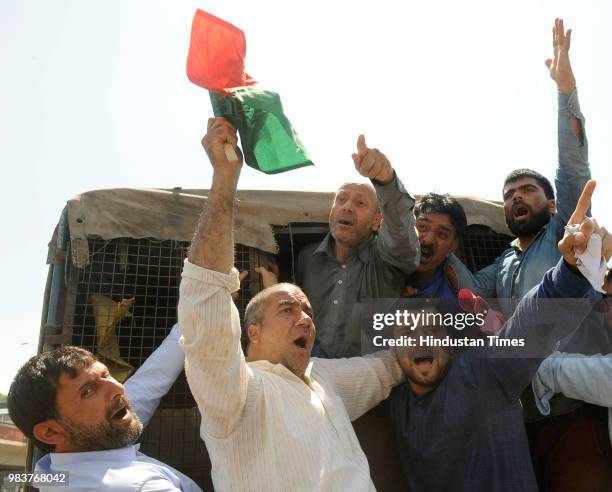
415 193 468 238
7 346 95 453
503 169 555 200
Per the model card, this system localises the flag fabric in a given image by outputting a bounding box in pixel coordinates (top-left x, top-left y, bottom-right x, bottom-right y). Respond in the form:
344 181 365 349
186 10 255 92
186 9 313 174
210 87 312 174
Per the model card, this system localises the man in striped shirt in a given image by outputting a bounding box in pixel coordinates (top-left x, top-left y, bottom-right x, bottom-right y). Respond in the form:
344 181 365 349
178 117 404 491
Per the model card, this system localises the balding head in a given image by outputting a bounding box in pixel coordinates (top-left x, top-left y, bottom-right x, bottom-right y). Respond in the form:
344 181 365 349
243 283 315 379
329 182 382 252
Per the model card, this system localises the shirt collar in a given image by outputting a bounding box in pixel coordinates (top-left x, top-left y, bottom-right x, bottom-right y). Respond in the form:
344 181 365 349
313 233 373 264
49 444 139 466
510 227 546 253
249 359 314 383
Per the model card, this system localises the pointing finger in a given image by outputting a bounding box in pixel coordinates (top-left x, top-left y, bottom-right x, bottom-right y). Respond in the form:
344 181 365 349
568 180 596 224
356 134 368 157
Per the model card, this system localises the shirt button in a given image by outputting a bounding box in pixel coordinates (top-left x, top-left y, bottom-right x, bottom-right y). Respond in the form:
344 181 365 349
338 279 343 285
333 299 339 305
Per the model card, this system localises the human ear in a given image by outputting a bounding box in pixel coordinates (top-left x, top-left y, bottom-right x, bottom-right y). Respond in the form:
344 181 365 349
247 323 262 345
371 213 383 232
33 420 67 448
548 199 557 215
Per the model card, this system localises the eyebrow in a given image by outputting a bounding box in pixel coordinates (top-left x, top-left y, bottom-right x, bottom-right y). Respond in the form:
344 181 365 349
277 299 299 309
75 364 106 395
337 190 373 199
504 184 537 195
417 217 453 233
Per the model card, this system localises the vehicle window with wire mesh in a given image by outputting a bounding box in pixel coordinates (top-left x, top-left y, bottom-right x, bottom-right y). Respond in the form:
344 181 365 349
457 225 513 271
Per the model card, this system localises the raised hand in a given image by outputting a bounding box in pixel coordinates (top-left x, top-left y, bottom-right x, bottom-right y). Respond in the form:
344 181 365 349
351 134 395 184
201 117 243 173
255 266 279 288
231 271 250 302
558 180 612 266
545 18 576 95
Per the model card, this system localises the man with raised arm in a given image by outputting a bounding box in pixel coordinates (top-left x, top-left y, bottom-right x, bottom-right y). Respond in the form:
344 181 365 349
178 118 404 491
449 18 593 316
296 135 420 358
446 20 608 473
390 181 611 492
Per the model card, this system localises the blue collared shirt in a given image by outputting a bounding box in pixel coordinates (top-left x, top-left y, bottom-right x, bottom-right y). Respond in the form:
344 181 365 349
446 90 607 418
35 324 198 491
35 444 200 492
448 90 591 311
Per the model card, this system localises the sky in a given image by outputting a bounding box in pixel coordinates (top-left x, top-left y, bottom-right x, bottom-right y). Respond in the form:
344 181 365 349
1 0 611 393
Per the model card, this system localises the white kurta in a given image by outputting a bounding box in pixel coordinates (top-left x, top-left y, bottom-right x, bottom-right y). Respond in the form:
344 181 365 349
178 260 403 492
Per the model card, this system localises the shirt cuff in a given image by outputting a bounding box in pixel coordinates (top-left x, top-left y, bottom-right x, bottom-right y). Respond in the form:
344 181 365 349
532 371 553 416
550 258 591 299
558 89 582 118
372 174 415 206
168 322 180 341
182 259 241 293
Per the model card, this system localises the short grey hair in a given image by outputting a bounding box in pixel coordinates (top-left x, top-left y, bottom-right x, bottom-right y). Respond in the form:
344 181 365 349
242 283 300 351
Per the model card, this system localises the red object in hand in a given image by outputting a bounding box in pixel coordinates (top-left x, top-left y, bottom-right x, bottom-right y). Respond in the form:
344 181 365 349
458 288 488 315
458 288 506 336
186 9 257 93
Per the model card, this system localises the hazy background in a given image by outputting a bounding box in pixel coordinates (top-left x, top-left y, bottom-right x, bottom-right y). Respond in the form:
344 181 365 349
1 0 611 393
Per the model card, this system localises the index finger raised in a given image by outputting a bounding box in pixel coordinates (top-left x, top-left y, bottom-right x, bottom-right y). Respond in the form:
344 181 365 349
568 179 596 224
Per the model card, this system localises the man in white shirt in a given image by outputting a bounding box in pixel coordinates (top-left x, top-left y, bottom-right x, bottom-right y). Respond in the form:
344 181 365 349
178 117 404 491
7 324 200 492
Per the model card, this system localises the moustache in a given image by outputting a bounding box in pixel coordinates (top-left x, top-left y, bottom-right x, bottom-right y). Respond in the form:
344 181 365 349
107 396 130 420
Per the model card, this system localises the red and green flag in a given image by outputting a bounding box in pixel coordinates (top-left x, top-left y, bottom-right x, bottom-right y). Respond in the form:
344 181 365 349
186 9 313 174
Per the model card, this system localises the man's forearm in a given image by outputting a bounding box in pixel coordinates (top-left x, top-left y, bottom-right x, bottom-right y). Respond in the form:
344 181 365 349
486 260 592 400
375 176 420 273
188 172 239 274
555 90 591 223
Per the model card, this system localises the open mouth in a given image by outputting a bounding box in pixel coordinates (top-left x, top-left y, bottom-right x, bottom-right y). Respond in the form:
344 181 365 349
420 245 434 260
294 336 307 349
111 404 129 421
513 204 530 219
337 218 354 227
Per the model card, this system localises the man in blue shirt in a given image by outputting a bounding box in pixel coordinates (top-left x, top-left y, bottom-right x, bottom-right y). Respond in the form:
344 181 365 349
406 192 467 302
444 20 608 485
448 19 590 312
7 324 200 491
389 181 610 491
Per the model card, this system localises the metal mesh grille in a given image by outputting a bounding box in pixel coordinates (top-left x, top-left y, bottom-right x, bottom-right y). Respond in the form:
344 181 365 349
65 237 256 489
57 226 512 488
459 225 513 272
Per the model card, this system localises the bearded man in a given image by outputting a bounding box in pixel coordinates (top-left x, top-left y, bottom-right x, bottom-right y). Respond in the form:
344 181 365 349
446 18 609 489
7 325 200 491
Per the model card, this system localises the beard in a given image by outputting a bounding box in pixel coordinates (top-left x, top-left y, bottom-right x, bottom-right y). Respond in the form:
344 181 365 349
58 400 143 452
505 204 552 237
